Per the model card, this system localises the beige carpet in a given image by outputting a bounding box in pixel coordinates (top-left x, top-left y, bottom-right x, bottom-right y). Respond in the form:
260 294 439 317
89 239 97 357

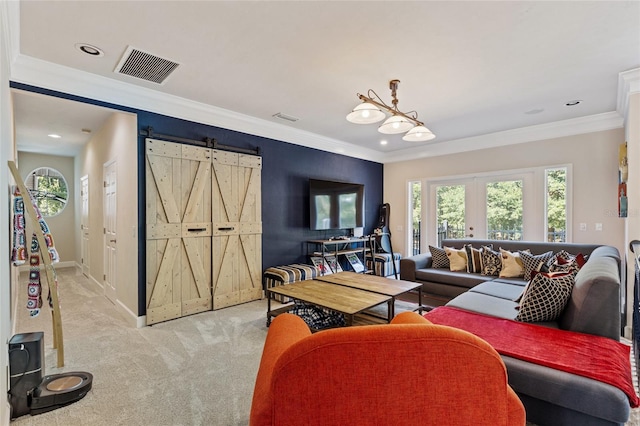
10 267 639 425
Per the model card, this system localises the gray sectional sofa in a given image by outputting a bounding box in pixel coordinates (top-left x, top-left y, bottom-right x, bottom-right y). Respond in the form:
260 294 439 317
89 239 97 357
400 239 630 426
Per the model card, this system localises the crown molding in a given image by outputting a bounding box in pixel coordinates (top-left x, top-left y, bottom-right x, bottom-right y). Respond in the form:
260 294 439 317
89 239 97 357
8 53 627 165
617 67 640 123
10 54 386 163
384 111 624 163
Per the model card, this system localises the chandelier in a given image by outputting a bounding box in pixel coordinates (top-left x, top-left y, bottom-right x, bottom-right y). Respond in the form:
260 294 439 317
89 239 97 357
346 79 435 142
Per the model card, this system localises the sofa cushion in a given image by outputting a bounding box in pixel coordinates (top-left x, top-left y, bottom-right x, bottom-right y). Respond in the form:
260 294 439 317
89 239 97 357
414 268 488 289
429 245 449 268
470 281 526 301
480 245 502 276
516 271 575 323
519 250 554 281
502 356 631 424
446 291 520 320
499 248 526 278
444 246 467 271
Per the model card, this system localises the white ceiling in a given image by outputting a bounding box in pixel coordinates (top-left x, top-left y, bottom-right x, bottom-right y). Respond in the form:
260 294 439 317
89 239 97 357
9 1 640 161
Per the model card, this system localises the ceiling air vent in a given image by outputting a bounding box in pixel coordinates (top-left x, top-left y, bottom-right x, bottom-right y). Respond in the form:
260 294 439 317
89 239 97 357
114 46 179 84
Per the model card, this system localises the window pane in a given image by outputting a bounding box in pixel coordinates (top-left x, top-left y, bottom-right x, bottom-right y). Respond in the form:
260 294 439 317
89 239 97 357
436 185 465 245
25 167 68 217
486 180 523 241
546 168 567 242
410 181 421 255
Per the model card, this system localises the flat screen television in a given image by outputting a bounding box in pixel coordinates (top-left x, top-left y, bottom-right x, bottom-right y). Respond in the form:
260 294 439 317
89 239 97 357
309 178 365 230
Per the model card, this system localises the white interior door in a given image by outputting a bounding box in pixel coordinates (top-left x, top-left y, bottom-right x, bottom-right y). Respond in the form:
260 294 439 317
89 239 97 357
81 175 90 277
104 161 117 303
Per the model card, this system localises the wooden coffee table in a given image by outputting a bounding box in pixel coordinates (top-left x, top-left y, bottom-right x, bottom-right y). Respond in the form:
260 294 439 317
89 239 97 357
266 279 391 327
315 272 423 318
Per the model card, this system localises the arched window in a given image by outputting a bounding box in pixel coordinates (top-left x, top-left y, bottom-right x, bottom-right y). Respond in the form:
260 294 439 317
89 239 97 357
24 167 69 217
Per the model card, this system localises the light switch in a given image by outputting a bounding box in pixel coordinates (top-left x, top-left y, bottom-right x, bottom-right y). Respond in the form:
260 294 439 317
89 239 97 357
579 223 587 231
595 223 603 231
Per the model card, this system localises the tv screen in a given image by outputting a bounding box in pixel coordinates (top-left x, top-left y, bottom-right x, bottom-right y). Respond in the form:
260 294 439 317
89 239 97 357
309 179 364 230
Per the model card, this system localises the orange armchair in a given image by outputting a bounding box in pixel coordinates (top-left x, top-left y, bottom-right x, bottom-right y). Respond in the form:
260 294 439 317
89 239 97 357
250 312 525 426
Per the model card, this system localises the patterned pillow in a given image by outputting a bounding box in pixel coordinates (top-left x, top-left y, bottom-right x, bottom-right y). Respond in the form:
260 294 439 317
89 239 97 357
516 271 575 322
444 247 467 272
429 245 449 268
480 245 501 276
519 251 554 281
499 248 527 278
464 244 483 273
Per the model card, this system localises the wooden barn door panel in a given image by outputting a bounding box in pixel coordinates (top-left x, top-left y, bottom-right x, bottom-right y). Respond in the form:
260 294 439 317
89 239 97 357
146 139 212 324
212 150 262 309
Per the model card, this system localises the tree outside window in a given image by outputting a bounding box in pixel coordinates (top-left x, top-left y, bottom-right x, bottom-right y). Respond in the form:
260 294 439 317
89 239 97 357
25 167 68 217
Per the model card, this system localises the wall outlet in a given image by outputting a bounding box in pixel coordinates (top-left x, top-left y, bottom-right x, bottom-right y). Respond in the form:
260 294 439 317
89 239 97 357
579 223 587 231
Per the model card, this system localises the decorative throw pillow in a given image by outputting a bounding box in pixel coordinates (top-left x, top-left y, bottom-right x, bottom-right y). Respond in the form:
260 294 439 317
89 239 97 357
480 245 501 276
519 250 554 281
429 245 449 268
444 247 467 272
516 271 575 322
464 244 483 273
499 248 526 278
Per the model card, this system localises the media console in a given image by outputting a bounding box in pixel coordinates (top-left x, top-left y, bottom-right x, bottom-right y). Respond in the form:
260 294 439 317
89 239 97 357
306 237 374 275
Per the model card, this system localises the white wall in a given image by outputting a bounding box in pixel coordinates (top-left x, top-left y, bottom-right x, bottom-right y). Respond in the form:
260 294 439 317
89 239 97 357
385 128 626 255
17 152 76 265
76 111 139 323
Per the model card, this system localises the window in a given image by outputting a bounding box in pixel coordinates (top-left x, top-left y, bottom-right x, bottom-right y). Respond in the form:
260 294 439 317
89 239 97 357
410 181 421 254
546 168 567 242
412 165 571 246
24 167 68 217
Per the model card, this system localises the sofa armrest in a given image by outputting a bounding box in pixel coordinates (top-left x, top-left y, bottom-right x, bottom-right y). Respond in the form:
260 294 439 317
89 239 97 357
399 253 432 281
250 314 312 425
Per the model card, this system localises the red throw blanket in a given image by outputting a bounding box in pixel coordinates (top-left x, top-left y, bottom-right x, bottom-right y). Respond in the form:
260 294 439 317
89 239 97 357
425 306 640 407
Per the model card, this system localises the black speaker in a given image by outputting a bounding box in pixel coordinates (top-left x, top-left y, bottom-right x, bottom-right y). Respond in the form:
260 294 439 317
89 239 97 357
9 332 44 419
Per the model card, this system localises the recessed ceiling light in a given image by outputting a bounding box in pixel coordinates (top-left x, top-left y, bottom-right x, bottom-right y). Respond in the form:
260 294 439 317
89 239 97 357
380 140 388 145
565 100 582 106
48 134 62 139
75 43 104 57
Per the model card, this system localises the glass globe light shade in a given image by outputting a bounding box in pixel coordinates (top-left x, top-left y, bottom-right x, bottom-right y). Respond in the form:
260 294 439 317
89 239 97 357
378 115 414 134
346 102 386 124
402 125 436 142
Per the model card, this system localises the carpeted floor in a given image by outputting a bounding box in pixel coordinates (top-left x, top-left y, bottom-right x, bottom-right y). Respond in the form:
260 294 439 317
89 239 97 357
10 267 640 425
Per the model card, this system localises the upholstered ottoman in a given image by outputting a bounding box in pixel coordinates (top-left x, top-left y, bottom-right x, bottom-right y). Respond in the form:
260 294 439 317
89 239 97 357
366 252 401 277
263 264 320 302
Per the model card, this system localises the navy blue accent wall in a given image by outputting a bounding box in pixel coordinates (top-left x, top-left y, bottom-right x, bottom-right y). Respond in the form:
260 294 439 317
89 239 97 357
11 82 384 316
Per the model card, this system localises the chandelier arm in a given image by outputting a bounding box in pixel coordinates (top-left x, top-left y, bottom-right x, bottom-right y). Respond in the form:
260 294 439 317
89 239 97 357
358 93 424 127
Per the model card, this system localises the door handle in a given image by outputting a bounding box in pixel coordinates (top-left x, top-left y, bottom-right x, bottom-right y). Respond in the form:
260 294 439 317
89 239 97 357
188 228 207 232
218 227 235 231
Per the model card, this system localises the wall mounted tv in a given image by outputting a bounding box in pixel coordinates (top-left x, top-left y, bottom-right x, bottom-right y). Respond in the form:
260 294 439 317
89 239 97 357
309 178 365 230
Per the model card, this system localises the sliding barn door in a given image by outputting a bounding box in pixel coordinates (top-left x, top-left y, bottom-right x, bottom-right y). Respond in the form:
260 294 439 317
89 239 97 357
146 139 213 325
212 150 262 309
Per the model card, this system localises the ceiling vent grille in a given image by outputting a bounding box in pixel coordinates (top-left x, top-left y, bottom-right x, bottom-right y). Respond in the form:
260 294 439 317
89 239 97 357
114 46 179 84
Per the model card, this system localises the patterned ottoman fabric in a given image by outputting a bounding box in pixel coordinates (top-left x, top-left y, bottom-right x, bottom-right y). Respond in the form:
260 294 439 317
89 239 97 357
365 252 401 277
263 263 320 302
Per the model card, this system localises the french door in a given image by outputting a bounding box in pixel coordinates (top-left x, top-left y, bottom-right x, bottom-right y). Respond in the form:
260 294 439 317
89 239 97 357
426 172 534 246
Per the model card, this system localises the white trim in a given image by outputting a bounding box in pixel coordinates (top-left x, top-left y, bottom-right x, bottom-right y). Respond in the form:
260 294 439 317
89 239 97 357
8 54 627 164
617 68 640 122
384 112 624 163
